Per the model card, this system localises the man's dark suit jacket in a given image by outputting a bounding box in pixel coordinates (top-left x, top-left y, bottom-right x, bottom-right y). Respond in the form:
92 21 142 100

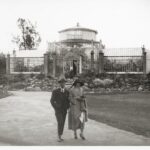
50 88 70 112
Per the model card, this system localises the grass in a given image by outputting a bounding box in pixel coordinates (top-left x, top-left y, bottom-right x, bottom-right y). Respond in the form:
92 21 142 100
0 94 9 99
87 92 150 137
0 91 10 99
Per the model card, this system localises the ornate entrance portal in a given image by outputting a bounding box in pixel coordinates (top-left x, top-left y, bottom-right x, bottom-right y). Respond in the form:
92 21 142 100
63 51 83 76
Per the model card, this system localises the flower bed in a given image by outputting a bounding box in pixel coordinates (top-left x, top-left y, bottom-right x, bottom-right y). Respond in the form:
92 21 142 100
0 86 10 99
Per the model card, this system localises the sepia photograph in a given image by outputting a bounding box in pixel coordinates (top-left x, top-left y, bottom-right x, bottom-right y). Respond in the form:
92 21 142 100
0 0 150 147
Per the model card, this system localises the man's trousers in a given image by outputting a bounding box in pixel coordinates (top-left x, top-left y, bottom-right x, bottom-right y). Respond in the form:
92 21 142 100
55 110 67 136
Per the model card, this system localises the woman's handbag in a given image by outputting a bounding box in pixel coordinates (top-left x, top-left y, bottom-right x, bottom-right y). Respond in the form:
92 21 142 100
78 96 87 112
79 112 85 123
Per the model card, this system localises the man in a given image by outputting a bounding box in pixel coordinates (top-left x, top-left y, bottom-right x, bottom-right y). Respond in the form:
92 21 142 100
50 76 70 142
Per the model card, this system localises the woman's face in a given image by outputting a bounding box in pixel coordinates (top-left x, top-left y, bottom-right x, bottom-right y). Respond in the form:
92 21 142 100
76 83 81 88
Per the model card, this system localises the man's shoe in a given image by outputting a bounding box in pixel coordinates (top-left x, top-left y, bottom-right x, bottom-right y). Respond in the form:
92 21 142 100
74 132 78 139
57 136 63 142
57 138 62 142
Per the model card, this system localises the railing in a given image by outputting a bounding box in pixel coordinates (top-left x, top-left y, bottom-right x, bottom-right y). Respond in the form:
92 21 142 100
104 56 143 73
10 57 44 74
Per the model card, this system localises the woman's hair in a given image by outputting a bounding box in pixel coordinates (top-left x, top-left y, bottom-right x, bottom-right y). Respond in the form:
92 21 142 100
74 82 81 87
72 79 84 87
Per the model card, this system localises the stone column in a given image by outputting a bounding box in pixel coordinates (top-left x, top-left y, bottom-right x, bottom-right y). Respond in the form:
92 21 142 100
142 46 146 75
79 55 82 74
6 54 10 75
91 50 94 71
62 59 65 74
44 53 49 76
98 51 104 74
52 52 57 77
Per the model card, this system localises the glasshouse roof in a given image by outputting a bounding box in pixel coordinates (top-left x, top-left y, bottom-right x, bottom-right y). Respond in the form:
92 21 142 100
104 48 143 56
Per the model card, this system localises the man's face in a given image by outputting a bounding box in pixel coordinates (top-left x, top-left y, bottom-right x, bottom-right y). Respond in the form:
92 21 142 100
59 81 65 88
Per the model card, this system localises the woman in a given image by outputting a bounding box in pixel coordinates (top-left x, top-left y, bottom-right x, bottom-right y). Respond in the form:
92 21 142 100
68 79 88 140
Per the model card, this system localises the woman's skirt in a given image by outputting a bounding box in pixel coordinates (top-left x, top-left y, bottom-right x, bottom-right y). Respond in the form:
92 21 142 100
68 101 87 130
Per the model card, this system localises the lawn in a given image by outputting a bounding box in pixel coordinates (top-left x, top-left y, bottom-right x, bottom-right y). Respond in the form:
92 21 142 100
87 92 150 137
0 94 9 99
0 91 10 99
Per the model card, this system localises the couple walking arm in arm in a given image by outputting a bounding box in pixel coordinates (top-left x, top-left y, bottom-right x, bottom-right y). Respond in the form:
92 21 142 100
50 77 88 142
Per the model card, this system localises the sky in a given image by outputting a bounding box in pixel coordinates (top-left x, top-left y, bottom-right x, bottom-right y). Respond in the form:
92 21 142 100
0 0 150 55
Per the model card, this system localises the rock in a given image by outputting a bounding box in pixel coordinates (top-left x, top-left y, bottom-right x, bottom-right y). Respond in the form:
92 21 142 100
25 87 34 91
34 87 41 91
138 86 143 91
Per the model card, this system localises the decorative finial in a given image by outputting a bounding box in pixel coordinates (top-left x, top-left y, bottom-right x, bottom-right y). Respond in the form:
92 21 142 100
142 44 145 53
13 49 16 57
142 45 145 49
77 22 80 27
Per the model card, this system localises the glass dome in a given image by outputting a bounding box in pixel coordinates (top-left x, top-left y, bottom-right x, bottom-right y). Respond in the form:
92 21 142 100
59 23 98 43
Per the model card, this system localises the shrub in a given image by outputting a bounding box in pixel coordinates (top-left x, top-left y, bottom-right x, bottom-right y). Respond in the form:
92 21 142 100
30 73 35 78
13 73 26 82
9 82 26 90
36 73 45 80
103 78 113 88
0 53 6 74
93 78 104 88
0 74 8 85
80 70 96 79
47 75 54 79
147 72 150 80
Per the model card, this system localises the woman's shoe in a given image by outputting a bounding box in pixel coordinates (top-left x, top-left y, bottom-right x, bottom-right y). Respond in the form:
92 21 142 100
80 133 86 140
74 135 78 139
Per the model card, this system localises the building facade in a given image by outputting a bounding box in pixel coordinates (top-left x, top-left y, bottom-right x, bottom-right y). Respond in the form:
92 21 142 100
6 24 149 77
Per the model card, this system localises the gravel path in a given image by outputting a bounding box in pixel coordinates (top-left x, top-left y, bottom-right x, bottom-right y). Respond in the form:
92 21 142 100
0 91 150 146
